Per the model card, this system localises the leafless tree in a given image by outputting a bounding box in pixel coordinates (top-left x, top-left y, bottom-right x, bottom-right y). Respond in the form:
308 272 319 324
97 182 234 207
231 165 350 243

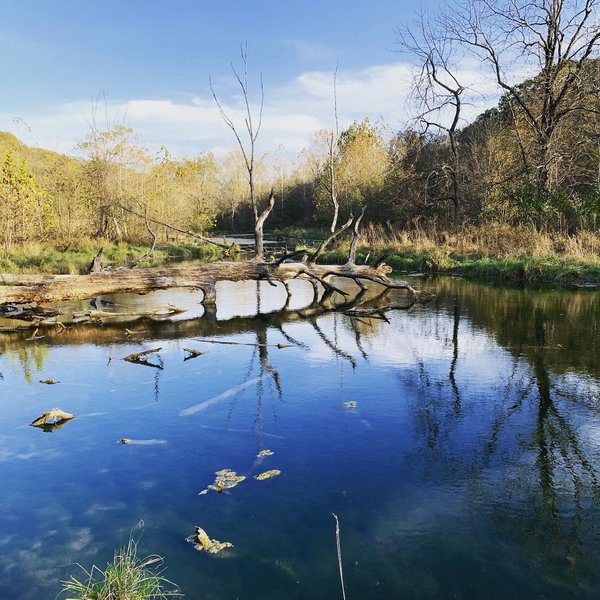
327 67 341 233
211 43 274 259
398 13 466 229
444 0 600 198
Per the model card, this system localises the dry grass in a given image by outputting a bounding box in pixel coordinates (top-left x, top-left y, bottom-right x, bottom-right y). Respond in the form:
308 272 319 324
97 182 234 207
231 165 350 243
361 223 600 262
317 223 600 285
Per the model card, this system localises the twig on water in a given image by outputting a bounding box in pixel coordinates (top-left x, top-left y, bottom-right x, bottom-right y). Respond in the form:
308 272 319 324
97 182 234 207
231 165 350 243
191 337 293 349
332 513 347 600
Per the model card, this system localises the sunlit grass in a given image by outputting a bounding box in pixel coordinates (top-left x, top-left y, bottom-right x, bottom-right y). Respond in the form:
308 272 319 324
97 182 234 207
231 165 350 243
315 223 600 285
61 527 182 600
0 239 225 275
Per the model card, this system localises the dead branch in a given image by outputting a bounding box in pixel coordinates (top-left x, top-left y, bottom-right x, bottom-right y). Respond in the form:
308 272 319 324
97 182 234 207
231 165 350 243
191 337 293 349
347 206 366 266
310 215 354 263
183 347 204 361
73 306 186 322
253 189 275 261
115 203 230 249
125 203 159 268
123 347 163 369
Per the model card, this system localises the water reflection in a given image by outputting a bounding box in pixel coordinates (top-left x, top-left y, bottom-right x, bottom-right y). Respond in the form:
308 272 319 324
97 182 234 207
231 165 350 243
1 277 600 598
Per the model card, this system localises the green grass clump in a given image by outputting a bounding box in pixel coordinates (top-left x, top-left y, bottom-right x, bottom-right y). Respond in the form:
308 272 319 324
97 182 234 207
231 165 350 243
62 530 182 600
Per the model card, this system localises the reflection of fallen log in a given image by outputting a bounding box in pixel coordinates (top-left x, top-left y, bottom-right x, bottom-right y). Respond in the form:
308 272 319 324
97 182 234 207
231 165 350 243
345 307 391 322
31 408 75 429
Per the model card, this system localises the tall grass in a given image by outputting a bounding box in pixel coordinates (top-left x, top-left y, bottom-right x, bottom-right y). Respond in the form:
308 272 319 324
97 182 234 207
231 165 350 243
61 527 182 600
317 223 600 285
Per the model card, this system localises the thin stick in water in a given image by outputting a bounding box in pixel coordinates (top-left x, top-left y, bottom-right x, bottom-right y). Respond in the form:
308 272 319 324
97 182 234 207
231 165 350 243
332 513 347 600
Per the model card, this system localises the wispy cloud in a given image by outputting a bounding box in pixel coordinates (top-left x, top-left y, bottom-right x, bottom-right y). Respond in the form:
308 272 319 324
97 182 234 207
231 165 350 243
0 59 503 159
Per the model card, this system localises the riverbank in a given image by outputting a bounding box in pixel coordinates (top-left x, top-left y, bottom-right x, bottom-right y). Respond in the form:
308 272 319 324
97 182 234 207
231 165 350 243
314 224 600 287
2 224 600 287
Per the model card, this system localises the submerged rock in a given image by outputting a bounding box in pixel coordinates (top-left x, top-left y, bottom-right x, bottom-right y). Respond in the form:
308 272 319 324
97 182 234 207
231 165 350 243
199 468 246 494
254 469 281 481
31 408 75 428
257 449 274 457
186 526 233 555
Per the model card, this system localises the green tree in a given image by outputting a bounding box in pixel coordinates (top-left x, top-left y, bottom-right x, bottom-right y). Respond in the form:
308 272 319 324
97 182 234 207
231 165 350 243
0 150 51 251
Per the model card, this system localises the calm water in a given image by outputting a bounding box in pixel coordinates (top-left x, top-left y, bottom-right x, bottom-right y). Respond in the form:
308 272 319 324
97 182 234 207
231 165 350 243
1 277 600 599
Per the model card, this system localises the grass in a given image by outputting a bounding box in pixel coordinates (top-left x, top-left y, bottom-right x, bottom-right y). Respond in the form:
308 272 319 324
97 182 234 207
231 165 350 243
316 223 600 286
61 527 182 600
4 224 600 286
0 239 226 275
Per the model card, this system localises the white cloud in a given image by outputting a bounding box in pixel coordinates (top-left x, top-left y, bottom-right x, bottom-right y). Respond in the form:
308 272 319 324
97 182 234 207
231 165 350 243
0 59 504 159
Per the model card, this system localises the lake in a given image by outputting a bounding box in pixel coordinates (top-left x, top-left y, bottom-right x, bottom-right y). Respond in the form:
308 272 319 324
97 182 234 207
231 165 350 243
0 276 599 599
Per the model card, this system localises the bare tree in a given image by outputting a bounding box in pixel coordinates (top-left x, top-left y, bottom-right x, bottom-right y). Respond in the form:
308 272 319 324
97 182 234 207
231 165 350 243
211 43 274 259
306 69 342 233
327 67 341 232
444 0 600 199
398 14 466 229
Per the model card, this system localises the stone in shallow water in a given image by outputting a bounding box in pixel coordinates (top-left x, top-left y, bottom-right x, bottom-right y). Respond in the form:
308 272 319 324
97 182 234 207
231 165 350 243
257 449 274 457
186 526 233 555
254 469 281 481
198 468 246 494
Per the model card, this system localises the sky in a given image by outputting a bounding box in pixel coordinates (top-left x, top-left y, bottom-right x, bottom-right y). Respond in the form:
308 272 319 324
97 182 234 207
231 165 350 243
0 0 498 159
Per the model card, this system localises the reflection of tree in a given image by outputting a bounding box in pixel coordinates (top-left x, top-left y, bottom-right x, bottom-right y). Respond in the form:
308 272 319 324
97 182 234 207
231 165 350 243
222 284 284 452
3 344 50 384
403 286 600 573
449 294 461 414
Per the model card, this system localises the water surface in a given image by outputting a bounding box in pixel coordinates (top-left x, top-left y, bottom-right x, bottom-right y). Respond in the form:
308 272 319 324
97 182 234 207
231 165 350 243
0 277 599 599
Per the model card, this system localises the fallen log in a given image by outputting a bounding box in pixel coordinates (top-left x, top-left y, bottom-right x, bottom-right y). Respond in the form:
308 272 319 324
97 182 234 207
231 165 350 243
72 306 186 320
0 260 418 308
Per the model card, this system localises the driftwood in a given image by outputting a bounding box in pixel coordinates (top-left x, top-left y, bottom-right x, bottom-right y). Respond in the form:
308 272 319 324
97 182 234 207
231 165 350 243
123 347 163 369
31 408 75 429
73 306 186 321
191 337 293 349
183 347 204 361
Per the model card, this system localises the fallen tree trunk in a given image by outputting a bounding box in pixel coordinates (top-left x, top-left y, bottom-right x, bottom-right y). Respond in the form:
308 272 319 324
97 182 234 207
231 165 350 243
0 260 419 307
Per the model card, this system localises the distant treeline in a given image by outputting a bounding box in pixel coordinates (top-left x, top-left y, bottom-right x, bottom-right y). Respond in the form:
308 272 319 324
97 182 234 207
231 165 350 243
1 59 599 252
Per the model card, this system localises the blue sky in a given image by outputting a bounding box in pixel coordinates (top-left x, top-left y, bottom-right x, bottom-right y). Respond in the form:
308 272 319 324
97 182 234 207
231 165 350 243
0 0 496 158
